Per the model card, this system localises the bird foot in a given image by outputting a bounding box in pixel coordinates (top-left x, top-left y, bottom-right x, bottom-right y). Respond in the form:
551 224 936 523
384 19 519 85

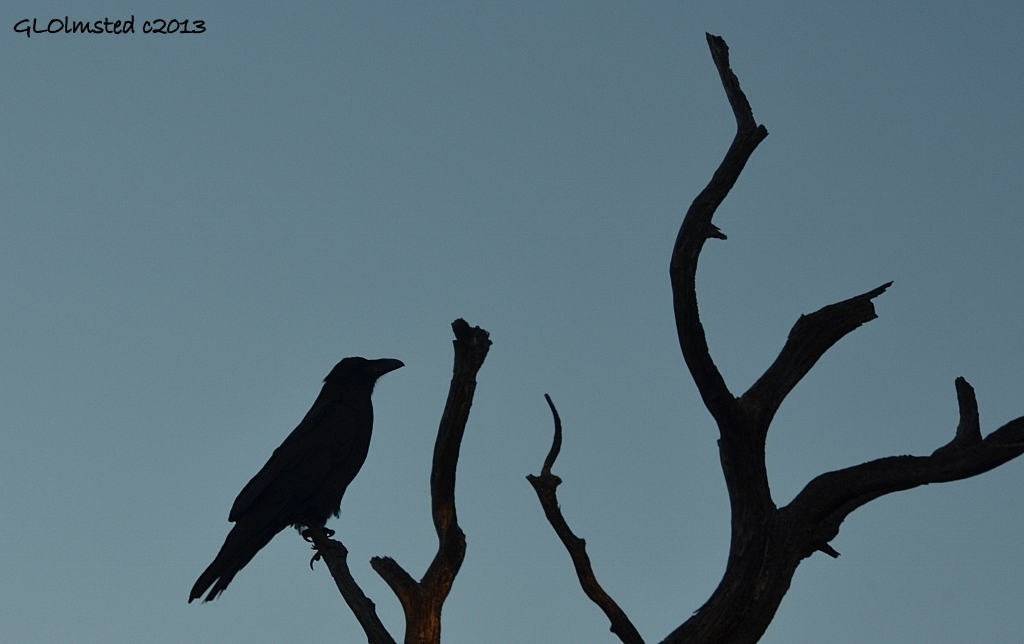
303 528 335 569
300 526 335 542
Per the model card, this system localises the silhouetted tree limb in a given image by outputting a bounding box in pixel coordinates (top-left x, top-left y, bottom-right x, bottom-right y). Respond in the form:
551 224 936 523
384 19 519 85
371 319 490 644
950 376 982 447
740 281 892 433
532 32 1024 644
304 526 395 644
785 394 1024 559
669 34 768 430
527 395 645 644
310 319 490 644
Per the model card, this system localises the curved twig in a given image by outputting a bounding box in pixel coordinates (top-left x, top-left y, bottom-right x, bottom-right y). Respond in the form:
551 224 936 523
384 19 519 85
527 395 645 644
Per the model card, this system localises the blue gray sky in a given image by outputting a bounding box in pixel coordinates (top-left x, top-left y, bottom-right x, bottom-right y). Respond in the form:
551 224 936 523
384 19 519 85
2 2 1022 642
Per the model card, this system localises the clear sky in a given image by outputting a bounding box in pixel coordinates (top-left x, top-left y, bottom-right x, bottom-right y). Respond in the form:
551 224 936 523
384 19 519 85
2 2 1021 642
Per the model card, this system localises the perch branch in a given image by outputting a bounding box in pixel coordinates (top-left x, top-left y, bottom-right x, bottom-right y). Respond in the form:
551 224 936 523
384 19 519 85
527 395 645 644
305 525 396 644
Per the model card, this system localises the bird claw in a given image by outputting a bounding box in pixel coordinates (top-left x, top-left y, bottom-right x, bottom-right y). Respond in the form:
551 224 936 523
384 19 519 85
300 526 335 542
302 526 336 569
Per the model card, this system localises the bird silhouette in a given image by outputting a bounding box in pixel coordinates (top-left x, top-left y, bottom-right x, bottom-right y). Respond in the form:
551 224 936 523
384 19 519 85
189 357 403 603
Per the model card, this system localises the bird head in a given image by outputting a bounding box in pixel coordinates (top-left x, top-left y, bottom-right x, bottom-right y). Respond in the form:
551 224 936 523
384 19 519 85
324 357 404 391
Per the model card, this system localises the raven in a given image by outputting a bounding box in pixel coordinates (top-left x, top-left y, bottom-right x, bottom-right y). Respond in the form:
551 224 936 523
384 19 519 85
189 356 404 603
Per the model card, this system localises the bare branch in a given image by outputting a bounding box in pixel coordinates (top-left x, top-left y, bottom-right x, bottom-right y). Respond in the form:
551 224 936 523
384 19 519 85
741 282 892 431
370 555 422 629
785 384 1024 556
706 33 760 133
305 526 396 644
669 33 769 428
537 32 1023 644
539 394 562 475
952 376 983 446
425 319 491 584
370 556 419 597
663 36 1024 644
372 319 491 644
527 396 645 644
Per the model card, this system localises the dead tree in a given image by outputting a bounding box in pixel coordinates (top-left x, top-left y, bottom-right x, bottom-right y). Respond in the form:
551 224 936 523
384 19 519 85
308 319 491 644
529 34 1024 644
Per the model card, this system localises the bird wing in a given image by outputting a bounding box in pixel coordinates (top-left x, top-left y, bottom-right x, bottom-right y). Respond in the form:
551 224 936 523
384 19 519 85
227 399 361 522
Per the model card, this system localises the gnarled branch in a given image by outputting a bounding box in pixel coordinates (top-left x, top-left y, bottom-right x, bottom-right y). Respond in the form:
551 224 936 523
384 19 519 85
534 32 1023 644
527 395 645 644
785 382 1024 557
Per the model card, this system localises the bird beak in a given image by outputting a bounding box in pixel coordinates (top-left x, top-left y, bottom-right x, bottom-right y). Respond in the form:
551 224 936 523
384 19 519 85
367 358 404 378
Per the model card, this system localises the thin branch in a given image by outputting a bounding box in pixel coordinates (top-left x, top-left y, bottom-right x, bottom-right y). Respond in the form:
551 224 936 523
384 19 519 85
305 526 396 644
740 282 892 431
425 319 491 588
527 395 645 644
370 555 421 611
669 33 768 429
539 394 562 475
707 34 760 133
785 379 1024 557
372 319 491 644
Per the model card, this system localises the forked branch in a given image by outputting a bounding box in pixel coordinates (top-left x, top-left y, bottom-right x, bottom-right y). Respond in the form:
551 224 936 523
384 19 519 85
374 319 490 644
786 382 1024 553
533 32 1024 644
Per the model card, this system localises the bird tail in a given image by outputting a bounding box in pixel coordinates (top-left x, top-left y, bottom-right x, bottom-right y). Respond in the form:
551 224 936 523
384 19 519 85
188 519 279 603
